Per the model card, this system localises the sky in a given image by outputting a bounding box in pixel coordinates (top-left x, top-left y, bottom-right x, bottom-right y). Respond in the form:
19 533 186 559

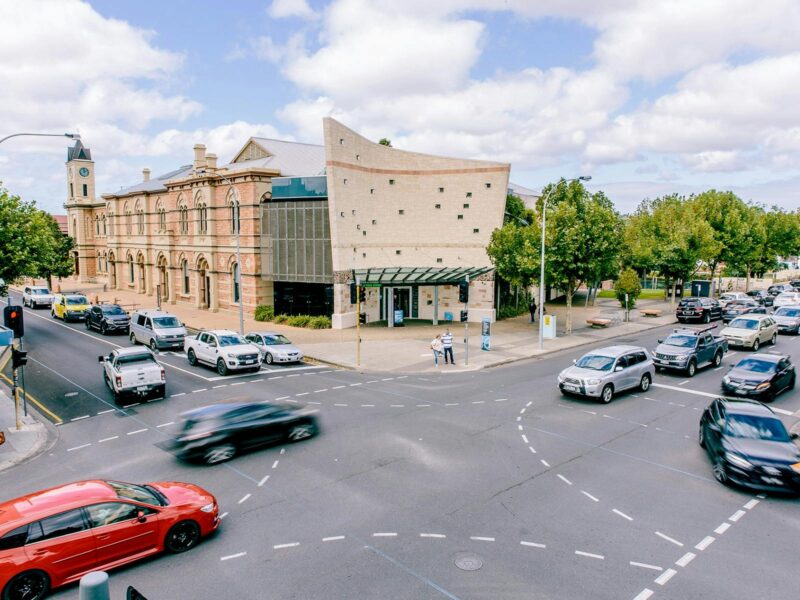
2 0 800 215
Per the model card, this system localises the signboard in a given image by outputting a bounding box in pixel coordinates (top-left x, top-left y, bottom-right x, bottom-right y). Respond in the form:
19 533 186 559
362 282 382 288
542 315 557 339
481 317 491 351
0 327 12 346
393 309 404 326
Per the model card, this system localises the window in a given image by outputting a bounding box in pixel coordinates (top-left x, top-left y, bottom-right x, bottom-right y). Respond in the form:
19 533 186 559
102 215 106 236
463 203 470 209
158 207 166 231
343 178 348 185
395 250 401 255
398 209 404 215
128 256 134 283
438 187 444 193
457 214 463 220
466 192 472 198
182 260 189 294
435 204 441 209
179 205 188 234
230 200 239 234
389 179 395 185
473 228 480 233
232 263 240 303
95 216 100 235
436 258 443 263
82 184 88 196
371 219 377 225
126 210 132 235
97 253 102 272
137 207 144 234
0 525 29 550
198 204 208 234
356 154 360 161
33 509 87 542
70 183 74 197
485 183 491 189
370 188 374 194
86 502 144 528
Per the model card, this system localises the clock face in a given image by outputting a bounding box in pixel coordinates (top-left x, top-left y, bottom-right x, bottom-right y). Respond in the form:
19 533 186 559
79 167 90 177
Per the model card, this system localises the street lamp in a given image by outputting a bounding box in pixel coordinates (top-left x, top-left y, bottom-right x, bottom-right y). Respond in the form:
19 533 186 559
538 175 592 350
195 168 244 335
0 132 80 146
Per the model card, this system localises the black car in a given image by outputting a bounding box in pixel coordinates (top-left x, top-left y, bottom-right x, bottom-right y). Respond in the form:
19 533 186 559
172 402 319 464
721 299 767 323
721 354 795 401
768 284 793 296
676 297 722 323
746 289 774 307
85 303 131 335
699 398 800 492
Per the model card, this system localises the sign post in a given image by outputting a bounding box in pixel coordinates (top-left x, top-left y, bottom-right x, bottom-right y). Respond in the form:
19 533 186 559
463 276 469 366
356 278 361 367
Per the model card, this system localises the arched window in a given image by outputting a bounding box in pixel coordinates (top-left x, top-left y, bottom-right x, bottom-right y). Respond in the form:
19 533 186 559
103 252 108 273
128 255 134 283
231 262 240 303
159 207 166 231
178 204 188 234
101 214 106 236
95 216 100 235
136 202 144 234
97 251 102 272
125 209 132 235
182 259 190 294
198 203 208 235
230 199 240 234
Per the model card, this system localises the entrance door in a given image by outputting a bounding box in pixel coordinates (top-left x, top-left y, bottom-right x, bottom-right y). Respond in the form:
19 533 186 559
387 287 410 326
205 275 211 308
73 253 80 276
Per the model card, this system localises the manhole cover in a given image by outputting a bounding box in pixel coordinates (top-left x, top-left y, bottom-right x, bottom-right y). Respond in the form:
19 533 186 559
454 552 483 571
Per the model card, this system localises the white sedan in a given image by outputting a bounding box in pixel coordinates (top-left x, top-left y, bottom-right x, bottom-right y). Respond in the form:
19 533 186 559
245 332 304 365
773 291 800 308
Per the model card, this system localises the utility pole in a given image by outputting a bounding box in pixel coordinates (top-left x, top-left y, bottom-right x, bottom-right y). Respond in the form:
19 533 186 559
356 278 361 367
464 276 469 366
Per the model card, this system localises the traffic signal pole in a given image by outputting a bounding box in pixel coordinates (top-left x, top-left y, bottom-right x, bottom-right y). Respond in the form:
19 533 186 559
356 279 361 368
464 276 469 366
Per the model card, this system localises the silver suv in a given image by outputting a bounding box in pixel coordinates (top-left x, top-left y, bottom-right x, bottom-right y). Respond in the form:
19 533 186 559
558 345 655 403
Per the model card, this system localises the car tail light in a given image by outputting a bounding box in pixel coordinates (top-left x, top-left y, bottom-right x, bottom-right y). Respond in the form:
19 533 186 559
115 375 122 387
161 369 166 382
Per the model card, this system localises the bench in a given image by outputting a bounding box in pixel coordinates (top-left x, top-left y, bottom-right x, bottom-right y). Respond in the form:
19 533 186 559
586 318 612 328
641 309 662 317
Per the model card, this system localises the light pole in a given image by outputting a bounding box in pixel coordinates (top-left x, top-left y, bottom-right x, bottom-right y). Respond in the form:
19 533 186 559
538 175 591 350
195 168 244 335
0 132 80 146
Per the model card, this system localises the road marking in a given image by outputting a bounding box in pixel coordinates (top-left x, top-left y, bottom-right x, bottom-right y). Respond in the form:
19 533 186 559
373 532 398 537
516 416 521 421
678 379 690 386
280 448 285 454
156 422 174 428
274 542 300 549
220 552 247 561
361 404 375 407
518 425 523 430
230 381 246 386
445 403 459 406
275 396 291 400
382 377 394 381
518 407 525 412
675 552 696 567
695 536 715 551
495 398 507 402
192 388 208 393
272 460 279 469
97 409 115 414
521 434 529 444
520 541 546 548
127 428 148 435
470 536 495 542
71 415 90 422
366 380 379 384
540 459 550 467
729 510 746 522
212 384 227 389
296 392 309 397
238 493 251 504
170 393 186 398
258 475 270 487
655 531 684 547
575 551 604 560
772 407 793 415
581 491 599 502
219 512 229 519
632 589 654 600
581 409 597 415
714 522 730 535
473 400 485 404
630 562 662 571
67 444 91 451
335 403 348 407
0 371 63 423
744 498 760 509
612 509 633 521
417 404 431 407
526 401 532 407
391 404 405 407
350 383 362 386
322 536 345 542
98 436 119 443
122 402 141 408
528 446 537 454
655 568 677 585
332 385 346 389
557 474 573 485
420 533 446 539
287 374 300 378
314 389 328 393
602 414 620 420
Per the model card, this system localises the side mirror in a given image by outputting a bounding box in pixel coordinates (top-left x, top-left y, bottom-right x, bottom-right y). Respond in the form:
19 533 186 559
791 432 798 441
98 355 105 363
572 359 577 365
657 339 663 344
614 365 623 372
136 510 147 523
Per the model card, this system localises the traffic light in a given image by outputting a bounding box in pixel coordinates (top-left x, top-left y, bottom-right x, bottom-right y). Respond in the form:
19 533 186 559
458 280 469 303
11 348 27 370
359 312 367 325
460 310 468 322
349 282 357 305
3 305 24 338
358 287 366 303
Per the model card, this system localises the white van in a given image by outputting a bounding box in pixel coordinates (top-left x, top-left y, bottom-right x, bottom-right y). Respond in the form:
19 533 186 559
23 285 55 308
129 309 187 351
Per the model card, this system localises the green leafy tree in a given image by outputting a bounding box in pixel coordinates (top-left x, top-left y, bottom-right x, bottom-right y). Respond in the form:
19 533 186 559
0 185 41 282
31 211 75 289
486 220 541 289
621 208 657 276
725 205 766 290
504 193 533 225
378 138 392 147
753 208 800 276
614 267 642 308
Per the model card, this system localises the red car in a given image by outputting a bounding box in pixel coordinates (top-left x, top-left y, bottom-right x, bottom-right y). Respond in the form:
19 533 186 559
0 480 219 600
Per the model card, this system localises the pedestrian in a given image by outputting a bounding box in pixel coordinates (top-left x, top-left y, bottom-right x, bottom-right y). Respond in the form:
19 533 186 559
431 334 444 366
442 328 454 365
529 298 537 322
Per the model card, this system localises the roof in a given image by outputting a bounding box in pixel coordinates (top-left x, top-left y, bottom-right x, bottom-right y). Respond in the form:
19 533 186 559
111 165 194 196
114 347 154 357
67 140 91 161
735 353 784 364
205 330 239 336
589 345 644 357
51 214 68 234
134 309 177 317
353 266 493 286
0 480 116 529
227 137 326 177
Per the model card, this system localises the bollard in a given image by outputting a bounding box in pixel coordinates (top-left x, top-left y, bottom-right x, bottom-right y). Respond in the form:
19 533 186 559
79 571 110 600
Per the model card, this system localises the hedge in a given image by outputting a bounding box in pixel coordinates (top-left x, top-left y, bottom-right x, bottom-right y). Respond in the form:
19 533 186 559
254 305 331 329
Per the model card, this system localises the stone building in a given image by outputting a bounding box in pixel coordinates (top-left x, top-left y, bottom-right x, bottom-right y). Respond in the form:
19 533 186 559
65 118 509 328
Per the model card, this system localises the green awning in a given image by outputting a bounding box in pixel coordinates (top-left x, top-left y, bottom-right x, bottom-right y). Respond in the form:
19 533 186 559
352 266 493 285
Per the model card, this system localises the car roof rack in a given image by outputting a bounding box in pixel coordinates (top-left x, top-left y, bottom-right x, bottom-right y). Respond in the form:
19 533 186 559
672 323 717 334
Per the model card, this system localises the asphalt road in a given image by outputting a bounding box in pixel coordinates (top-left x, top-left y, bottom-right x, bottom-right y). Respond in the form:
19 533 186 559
2 296 799 600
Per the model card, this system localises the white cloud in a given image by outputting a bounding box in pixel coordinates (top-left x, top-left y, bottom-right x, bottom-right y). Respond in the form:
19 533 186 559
267 0 316 20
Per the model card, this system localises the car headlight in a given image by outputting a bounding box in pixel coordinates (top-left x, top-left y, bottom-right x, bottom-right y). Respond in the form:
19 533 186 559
791 462 800 475
725 452 753 470
722 376 731 384
200 502 216 513
755 382 771 390
585 378 601 385
226 352 236 358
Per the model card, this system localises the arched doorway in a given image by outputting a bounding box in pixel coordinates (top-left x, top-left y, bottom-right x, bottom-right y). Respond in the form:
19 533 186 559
157 254 169 301
108 252 117 288
137 253 146 293
197 257 211 309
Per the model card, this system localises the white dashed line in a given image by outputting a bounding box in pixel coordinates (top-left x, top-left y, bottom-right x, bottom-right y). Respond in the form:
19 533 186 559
473 400 485 404
296 392 309 397
526 401 532 407
519 407 525 413
361 404 374 407
517 425 523 430
714 523 730 535
366 380 379 384
744 498 760 509
528 446 537 454
581 491 599 502
334 403 348 407
382 378 394 381
632 589 654 600
97 409 116 414
230 382 246 386
258 475 270 487
127 428 147 435
655 568 677 585
729 510 746 522
67 444 91 452
520 541 546 549
220 552 247 561
417 404 431 407
495 398 508 402
675 552 696 567
516 416 522 421
420 533 446 539
219 512 229 519
287 374 300 378
373 532 397 537
280 448 285 455
521 434 529 444
122 403 140 408
192 389 208 393
655 531 684 547
314 389 328 393
445 403 459 406
156 422 174 428
540 459 550 467
274 542 300 549
391 404 405 408
272 460 279 469
581 410 597 415
630 562 662 571
170 393 186 398
575 551 604 560
212 384 227 389
678 380 690 386
613 509 633 521
98 436 119 443
332 386 346 389
695 536 715 551
557 474 573 485
349 383 362 386
238 494 251 504
71 415 90 422
470 536 495 542
322 536 345 542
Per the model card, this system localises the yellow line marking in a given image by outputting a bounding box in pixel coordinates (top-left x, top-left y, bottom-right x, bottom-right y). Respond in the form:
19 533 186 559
0 349 11 371
0 372 63 424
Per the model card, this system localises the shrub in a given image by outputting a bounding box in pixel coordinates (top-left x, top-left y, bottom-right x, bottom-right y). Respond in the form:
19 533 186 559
286 315 312 328
254 305 274 322
273 314 289 324
497 303 528 320
615 267 642 308
308 316 332 329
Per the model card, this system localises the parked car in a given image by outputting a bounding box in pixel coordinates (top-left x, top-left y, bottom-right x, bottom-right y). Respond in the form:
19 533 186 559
676 297 722 324
790 279 800 290
746 289 774 307
721 354 795 402
51 293 90 321
719 292 750 308
652 325 728 376
0 479 219 600
0 278 7 297
699 398 800 492
772 291 800 309
721 299 767 323
719 314 778 351
99 347 165 403
244 332 304 365
773 306 800 335
557 345 655 403
129 309 187 351
22 286 55 309
184 330 261 375
171 402 319 464
768 283 794 296
85 304 130 335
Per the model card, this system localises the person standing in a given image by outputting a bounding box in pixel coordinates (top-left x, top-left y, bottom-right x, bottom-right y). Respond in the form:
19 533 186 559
529 298 537 322
442 328 454 364
431 334 444 366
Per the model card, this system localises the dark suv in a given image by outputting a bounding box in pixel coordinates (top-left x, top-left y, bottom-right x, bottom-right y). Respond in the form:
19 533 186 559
677 297 721 323
85 304 131 335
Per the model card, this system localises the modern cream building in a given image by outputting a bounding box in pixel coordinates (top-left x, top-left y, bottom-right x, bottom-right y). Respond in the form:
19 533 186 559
65 118 510 329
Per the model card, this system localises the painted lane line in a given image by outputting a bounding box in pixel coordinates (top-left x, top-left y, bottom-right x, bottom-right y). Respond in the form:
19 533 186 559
757 493 767 499
332 385 346 389
71 415 90 422
519 407 525 413
391 404 405 408
744 498 760 510
695 536 715 551
122 403 140 408
714 522 731 535
382 378 394 381
473 400 485 404
517 425 523 431
526 401 532 407
221 552 247 561
613 509 633 521
230 381 246 386
417 404 431 407
420 533 446 539
219 512 229 519
366 380 379 384
575 551 604 560
97 409 116 414
675 552 696 567
516 416 522 421
655 531 684 547
350 383 362 386
495 398 508 402
127 428 148 435
268 376 283 380
470 536 495 542
67 444 92 452
655 568 677 585
170 393 186 398
521 434 529 444
322 536 345 542
156 422 174 428
98 436 119 443
729 510 746 522
373 532 398 537
296 392 309 397
581 410 597 415
557 474 573 485
287 374 300 378
274 542 300 549
772 407 793 415
581 491 599 502
212 384 227 389
272 460 279 469
314 389 328 393
678 379 690 386
238 493 252 504
445 403 459 406
602 414 620 420
528 446 537 454
192 389 208 393
280 448 285 455
275 396 291 401
520 541 546 549
630 562 662 571
540 459 551 467
632 589 654 600
258 475 270 487
335 403 348 407
308 401 321 405
361 404 375 407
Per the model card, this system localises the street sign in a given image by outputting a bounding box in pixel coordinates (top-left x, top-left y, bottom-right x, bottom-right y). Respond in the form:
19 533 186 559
362 282 381 288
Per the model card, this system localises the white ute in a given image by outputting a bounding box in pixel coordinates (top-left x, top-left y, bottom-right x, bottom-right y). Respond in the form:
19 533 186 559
184 330 262 376
99 347 166 404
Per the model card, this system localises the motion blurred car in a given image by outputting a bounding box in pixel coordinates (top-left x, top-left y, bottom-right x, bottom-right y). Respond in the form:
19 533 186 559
773 291 800 309
557 345 655 403
0 278 7 297
172 402 319 464
244 332 304 364
0 479 219 600
746 289 773 307
721 354 795 402
719 315 778 350
22 286 55 308
773 306 800 334
85 303 130 335
719 292 749 308
51 293 90 321
676 297 722 324
699 398 800 492
768 283 794 296
721 299 767 323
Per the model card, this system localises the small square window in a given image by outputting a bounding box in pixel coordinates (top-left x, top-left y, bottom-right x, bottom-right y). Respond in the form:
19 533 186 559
435 204 441 209
340 211 345 217
466 192 472 198
457 214 463 220
436 258 443 263
370 188 374 194
372 219 376 225
362 252 367 258
352 209 356 215
343 178 347 185
395 250 401 255
399 209 404 215
463 203 470 209
356 154 360 161
473 228 480 233
438 187 444 193
389 179 395 185
485 183 491 189
339 138 344 145
362 230 367 236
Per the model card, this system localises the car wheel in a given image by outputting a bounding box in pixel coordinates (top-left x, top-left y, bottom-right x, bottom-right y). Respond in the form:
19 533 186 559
752 339 760 351
165 520 201 553
687 360 697 377
154 384 166 399
600 384 614 404
713 351 722 367
770 333 777 345
149 338 158 352
204 444 235 465
112 389 121 405
216 359 228 376
698 424 706 448
288 422 317 442
187 349 197 366
264 353 274 365
790 374 796 391
84 318 91 330
703 311 710 323
3 570 50 600
130 332 137 344
50 310 56 319
712 457 729 485
655 365 663 372
639 373 651 392
100 322 107 335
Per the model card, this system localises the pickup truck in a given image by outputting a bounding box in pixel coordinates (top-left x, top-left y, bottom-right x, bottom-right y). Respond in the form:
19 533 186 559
99 347 166 403
184 330 262 376
652 325 728 377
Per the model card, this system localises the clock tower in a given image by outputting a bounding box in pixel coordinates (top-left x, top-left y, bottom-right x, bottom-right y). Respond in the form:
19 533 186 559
65 140 99 282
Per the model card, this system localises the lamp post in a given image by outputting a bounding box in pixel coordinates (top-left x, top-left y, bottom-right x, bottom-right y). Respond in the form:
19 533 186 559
195 168 244 335
0 132 80 146
538 175 591 350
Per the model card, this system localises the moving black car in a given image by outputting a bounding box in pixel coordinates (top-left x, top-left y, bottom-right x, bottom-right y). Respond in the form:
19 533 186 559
721 299 767 323
721 354 795 401
172 402 319 464
85 303 131 334
699 398 800 492
676 297 721 323
746 289 774 307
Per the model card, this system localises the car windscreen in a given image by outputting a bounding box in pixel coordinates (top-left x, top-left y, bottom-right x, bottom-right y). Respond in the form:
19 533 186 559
219 335 246 346
734 358 776 374
101 305 126 315
775 308 800 317
575 355 615 371
116 353 157 366
663 335 695 348
31 289 50 295
66 296 88 305
153 316 181 328
265 334 292 345
108 481 164 505
679 299 700 306
729 318 758 330
724 415 790 442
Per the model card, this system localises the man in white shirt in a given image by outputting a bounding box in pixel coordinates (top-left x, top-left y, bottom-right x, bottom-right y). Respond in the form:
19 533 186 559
442 329 454 364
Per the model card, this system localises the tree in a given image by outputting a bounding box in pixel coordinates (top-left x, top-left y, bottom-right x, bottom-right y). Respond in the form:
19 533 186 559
0 185 41 282
614 267 642 309
378 138 392 147
31 211 75 288
504 193 533 225
621 208 657 276
486 220 541 289
725 205 766 290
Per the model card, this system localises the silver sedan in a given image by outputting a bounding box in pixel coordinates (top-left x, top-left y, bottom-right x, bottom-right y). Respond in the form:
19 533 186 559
244 332 304 365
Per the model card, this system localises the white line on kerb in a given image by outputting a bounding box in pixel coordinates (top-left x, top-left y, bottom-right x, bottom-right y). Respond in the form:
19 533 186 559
67 444 91 452
675 552 696 567
373 532 397 537
520 541 546 549
127 428 147 435
220 552 247 561
322 536 345 542
575 550 604 560
581 491 599 502
258 475 270 487
540 459 550 467
557 474 573 485
655 531 684 547
632 589 654 600
273 542 300 549
630 562 662 571
744 498 760 510
695 536 715 551
71 415 90 422
729 510 746 522
238 493 251 504
714 522 730 535
470 536 495 542
98 436 119 443
420 533 446 539
655 568 677 585
613 509 633 521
